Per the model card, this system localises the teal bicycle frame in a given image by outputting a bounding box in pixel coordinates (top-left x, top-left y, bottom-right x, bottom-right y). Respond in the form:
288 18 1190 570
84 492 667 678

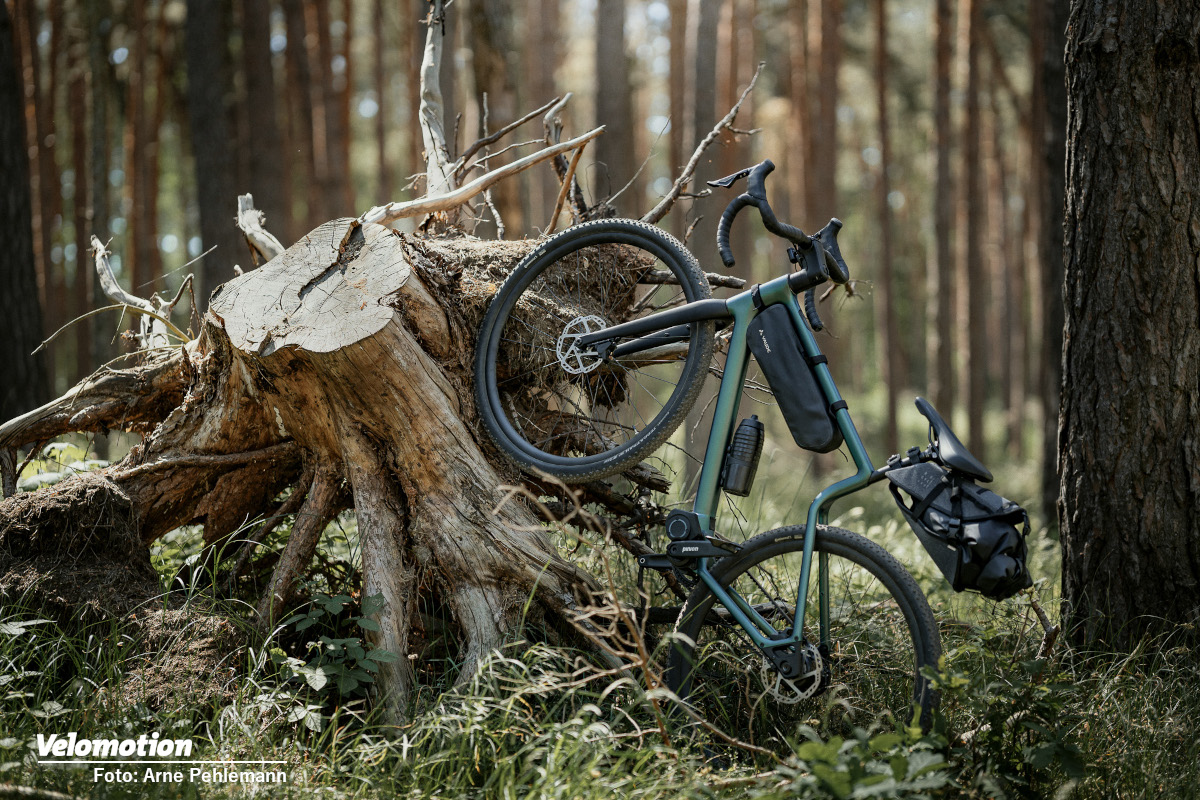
689 272 876 653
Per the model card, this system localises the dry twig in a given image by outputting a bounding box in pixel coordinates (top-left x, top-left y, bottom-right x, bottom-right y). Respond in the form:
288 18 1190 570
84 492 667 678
642 63 764 225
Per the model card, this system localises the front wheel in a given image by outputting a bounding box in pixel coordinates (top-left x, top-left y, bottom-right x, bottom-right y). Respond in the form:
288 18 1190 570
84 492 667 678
474 219 715 483
664 525 941 742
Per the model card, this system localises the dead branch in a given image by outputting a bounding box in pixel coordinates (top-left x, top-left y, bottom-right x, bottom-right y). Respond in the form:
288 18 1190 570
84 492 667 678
546 139 589 234
641 269 747 290
543 93 590 218
641 63 764 225
1029 593 1061 664
454 96 561 179
90 236 184 347
359 128 604 227
236 194 285 265
419 0 455 202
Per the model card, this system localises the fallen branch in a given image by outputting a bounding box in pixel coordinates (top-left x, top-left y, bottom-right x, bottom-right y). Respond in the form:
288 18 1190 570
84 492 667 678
359 127 604 226
642 63 764 225
1029 593 1061 665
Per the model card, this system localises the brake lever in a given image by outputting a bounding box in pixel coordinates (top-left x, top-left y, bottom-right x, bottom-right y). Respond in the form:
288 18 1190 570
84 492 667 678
707 166 754 189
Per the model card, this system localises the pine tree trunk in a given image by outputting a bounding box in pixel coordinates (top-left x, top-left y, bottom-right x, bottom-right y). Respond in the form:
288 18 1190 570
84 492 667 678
523 0 560 225
787 0 810 228
0 0 47 420
69 18 91 383
594 0 635 204
928 0 955 417
373 0 390 202
283 0 318 236
185 0 243 304
242 0 288 239
468 0 524 235
1040 0 1068 525
874 0 897 454
1060 0 1200 648
667 0 688 240
958 0 985 461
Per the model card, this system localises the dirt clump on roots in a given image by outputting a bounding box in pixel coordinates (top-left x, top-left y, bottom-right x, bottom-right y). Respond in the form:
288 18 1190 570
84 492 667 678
0 473 158 622
1 474 247 712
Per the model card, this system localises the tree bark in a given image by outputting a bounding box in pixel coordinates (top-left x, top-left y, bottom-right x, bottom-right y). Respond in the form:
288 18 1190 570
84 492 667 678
86 0 115 450
468 0 524 235
1041 0 1069 525
787 0 810 228
668 0 687 240
283 0 318 237
1060 0 1200 648
69 13 91 382
373 0 390 202
524 0 561 225
0 0 48 420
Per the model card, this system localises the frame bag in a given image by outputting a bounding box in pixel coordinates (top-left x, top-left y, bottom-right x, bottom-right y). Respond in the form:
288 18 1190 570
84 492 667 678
747 303 843 453
887 462 1033 600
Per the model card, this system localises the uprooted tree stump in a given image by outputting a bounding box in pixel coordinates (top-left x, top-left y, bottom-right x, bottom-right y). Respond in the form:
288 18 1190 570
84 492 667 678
1 0 763 720
0 218 651 719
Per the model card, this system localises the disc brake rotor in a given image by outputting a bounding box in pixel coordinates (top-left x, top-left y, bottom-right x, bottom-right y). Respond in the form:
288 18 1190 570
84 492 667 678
760 643 825 704
556 314 608 375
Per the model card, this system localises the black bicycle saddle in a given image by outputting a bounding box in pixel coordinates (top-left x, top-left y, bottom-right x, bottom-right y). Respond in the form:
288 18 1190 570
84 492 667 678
913 397 993 483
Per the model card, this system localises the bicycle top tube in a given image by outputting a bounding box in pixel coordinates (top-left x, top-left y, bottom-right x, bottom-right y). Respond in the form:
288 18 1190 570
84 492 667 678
576 256 829 353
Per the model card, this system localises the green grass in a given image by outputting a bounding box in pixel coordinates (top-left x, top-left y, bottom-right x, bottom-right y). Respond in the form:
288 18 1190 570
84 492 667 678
4 392 1196 798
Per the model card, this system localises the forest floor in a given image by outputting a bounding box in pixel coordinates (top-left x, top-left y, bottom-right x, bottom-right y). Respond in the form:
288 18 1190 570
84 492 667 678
2 393 1198 799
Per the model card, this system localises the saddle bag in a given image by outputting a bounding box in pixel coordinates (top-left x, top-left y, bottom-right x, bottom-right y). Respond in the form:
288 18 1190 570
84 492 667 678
746 303 843 453
887 462 1033 600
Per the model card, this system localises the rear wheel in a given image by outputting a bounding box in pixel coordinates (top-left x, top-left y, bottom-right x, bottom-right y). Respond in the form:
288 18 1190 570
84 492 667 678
474 219 715 482
665 526 941 741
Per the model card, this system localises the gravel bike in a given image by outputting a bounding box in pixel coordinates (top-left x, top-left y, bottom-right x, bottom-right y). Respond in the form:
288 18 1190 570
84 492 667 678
473 160 1031 735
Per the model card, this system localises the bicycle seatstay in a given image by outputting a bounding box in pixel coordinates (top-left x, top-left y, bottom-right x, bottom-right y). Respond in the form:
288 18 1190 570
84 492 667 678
690 273 876 650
